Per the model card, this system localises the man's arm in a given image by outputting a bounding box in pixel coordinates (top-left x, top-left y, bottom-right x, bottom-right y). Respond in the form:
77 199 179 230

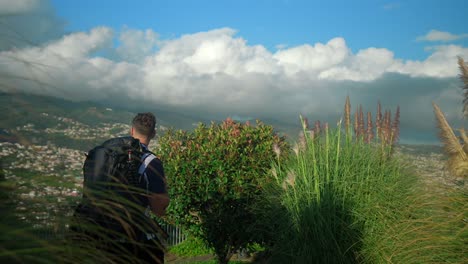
149 193 170 217
145 157 170 217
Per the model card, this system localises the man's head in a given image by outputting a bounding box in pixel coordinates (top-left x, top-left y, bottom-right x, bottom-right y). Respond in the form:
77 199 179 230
130 112 156 145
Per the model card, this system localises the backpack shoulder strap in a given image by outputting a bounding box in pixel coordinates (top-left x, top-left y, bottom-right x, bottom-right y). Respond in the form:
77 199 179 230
138 151 156 174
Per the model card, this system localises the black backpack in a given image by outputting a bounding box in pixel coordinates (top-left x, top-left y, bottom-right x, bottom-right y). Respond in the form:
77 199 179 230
72 136 155 241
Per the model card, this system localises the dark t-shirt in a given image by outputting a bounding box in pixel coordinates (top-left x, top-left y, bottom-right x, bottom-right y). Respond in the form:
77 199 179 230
145 158 167 194
139 144 167 195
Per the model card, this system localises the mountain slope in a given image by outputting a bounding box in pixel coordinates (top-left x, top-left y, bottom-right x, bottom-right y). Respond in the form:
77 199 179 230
0 92 209 150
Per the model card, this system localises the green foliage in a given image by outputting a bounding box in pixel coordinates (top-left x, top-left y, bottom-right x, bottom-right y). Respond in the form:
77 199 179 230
169 236 213 257
158 118 288 263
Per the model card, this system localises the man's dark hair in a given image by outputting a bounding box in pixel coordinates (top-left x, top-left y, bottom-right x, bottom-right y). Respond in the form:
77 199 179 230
132 112 156 137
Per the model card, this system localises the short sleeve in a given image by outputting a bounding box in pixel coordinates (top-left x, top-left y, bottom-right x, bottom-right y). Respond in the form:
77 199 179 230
144 157 167 194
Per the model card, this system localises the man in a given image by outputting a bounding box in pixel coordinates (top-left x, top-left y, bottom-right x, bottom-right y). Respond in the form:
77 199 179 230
130 112 170 218
72 112 169 263
128 112 170 263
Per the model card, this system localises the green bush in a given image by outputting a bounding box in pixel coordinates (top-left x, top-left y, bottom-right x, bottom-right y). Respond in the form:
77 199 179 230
158 118 288 264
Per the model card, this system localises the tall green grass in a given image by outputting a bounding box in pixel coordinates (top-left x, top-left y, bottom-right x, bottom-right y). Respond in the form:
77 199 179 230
0 177 167 264
256 118 467 263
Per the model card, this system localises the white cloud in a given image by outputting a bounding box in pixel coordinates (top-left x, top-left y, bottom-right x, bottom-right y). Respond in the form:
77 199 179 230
45 27 114 58
1 27 466 144
395 45 468 78
116 27 160 62
274 37 350 75
319 47 398 81
417 30 468 42
144 28 280 78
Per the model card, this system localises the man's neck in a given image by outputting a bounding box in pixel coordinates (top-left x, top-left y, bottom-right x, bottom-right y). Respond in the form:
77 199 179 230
132 135 149 146
139 139 150 146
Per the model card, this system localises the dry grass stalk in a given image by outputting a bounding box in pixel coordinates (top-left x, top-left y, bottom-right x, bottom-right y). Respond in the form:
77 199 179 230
303 117 310 130
433 102 466 158
282 170 297 189
298 131 306 150
380 110 388 145
338 98 399 148
292 143 300 156
376 101 382 140
354 106 359 138
459 128 468 153
359 105 365 138
458 57 468 118
380 110 385 143
386 110 392 145
392 106 400 143
344 96 351 134
447 157 468 179
432 102 468 178
366 112 374 144
309 130 315 140
314 120 321 136
273 143 281 159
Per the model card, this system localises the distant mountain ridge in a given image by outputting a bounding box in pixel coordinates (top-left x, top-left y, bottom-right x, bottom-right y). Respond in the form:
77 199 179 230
0 91 209 129
0 91 300 140
0 92 444 153
0 92 206 150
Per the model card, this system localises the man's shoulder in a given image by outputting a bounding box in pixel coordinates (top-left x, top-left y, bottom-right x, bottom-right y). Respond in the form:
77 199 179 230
141 154 165 179
140 151 163 170
141 149 160 161
147 154 163 167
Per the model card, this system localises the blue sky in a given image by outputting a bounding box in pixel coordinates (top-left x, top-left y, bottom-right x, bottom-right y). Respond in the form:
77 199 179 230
1 0 467 144
51 0 468 60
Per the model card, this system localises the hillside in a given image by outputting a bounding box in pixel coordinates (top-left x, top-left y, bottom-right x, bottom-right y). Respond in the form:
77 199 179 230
1 92 209 150
0 92 303 148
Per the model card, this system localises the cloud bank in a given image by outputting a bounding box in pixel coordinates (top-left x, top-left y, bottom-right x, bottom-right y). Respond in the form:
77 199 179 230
0 14 466 143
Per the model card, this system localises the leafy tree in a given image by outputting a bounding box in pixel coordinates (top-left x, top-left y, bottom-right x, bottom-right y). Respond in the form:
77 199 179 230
158 118 288 263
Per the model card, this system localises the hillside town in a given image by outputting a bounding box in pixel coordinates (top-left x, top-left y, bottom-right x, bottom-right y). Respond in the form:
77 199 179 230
394 145 461 188
17 113 131 140
1 141 84 193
